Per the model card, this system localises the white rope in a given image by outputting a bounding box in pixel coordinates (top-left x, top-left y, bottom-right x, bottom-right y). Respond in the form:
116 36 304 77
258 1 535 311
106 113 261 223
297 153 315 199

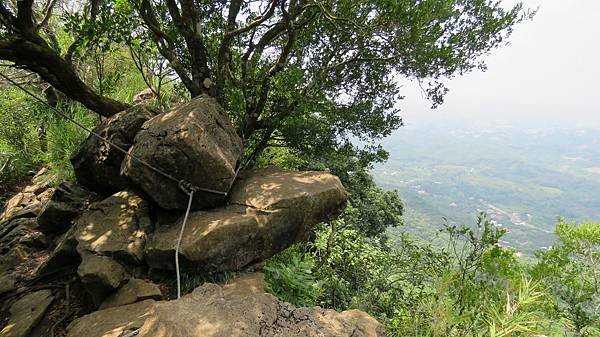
175 189 194 299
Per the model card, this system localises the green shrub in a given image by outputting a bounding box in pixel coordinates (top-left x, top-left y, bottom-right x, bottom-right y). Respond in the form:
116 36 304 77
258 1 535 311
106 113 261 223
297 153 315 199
265 245 321 307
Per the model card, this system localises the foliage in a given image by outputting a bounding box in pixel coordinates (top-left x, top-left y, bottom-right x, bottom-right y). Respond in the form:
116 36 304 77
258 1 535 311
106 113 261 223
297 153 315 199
0 87 46 202
532 219 600 336
166 269 236 295
0 85 98 204
265 212 568 337
264 245 321 306
43 103 98 180
483 276 546 337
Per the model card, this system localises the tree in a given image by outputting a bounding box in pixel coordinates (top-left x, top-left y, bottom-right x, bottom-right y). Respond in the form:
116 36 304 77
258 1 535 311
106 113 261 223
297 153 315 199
0 0 130 115
532 220 600 336
0 0 534 167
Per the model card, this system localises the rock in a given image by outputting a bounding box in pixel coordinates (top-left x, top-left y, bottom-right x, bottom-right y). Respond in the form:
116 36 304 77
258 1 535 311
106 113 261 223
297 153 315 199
66 282 385 337
19 231 48 249
4 203 41 220
74 191 151 264
23 172 54 196
99 278 162 309
0 225 46 249
37 182 95 235
0 219 34 254
145 167 346 271
0 192 50 226
228 167 347 221
70 105 158 195
0 274 16 296
77 252 130 306
35 226 79 276
221 272 265 300
0 168 55 226
66 300 155 337
122 95 243 210
0 290 54 337
0 246 28 273
133 88 156 104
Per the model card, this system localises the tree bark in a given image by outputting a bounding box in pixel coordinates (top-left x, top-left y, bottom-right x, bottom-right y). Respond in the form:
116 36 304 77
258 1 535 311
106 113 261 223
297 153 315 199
0 37 129 117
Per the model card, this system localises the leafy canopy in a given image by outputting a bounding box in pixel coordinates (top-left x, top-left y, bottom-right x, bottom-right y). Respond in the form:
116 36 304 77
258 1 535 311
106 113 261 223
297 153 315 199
0 0 534 169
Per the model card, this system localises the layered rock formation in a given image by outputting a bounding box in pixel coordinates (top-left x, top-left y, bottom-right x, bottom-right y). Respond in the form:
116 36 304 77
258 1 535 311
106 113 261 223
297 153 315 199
66 274 385 337
0 169 56 300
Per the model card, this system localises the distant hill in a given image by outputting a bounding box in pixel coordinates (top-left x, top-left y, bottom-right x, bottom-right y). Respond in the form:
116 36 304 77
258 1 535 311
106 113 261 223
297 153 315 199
374 123 600 255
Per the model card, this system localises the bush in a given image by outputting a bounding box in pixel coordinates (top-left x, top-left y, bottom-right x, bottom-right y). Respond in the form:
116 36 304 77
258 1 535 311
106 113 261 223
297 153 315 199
264 244 321 307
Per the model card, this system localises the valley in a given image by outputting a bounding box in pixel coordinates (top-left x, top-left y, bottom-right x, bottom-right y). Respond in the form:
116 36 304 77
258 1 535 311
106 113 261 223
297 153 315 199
374 123 600 255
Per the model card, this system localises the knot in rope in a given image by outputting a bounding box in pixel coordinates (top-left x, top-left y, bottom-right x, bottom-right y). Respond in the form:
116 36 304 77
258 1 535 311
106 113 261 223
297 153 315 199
178 180 199 196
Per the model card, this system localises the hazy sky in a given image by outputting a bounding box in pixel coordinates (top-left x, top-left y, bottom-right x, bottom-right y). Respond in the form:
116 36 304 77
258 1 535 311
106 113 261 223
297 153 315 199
400 0 600 128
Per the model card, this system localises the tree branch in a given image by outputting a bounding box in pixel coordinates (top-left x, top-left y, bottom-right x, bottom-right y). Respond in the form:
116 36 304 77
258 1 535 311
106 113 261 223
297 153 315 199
133 0 201 96
36 0 58 31
0 36 129 116
164 0 210 95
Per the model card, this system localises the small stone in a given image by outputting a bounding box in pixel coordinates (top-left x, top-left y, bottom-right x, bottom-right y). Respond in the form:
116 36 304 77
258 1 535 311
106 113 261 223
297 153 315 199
0 290 54 337
77 252 130 306
37 182 95 235
100 278 162 309
0 274 16 296
133 88 156 103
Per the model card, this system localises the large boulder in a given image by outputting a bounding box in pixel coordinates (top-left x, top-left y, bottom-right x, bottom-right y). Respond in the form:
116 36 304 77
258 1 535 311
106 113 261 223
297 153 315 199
0 290 54 337
144 167 346 271
220 272 265 300
37 182 95 235
66 281 385 337
74 190 151 264
70 105 158 195
121 95 243 210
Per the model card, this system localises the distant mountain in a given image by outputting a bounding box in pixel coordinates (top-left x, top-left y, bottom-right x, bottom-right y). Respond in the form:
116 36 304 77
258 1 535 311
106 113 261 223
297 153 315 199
373 123 600 255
